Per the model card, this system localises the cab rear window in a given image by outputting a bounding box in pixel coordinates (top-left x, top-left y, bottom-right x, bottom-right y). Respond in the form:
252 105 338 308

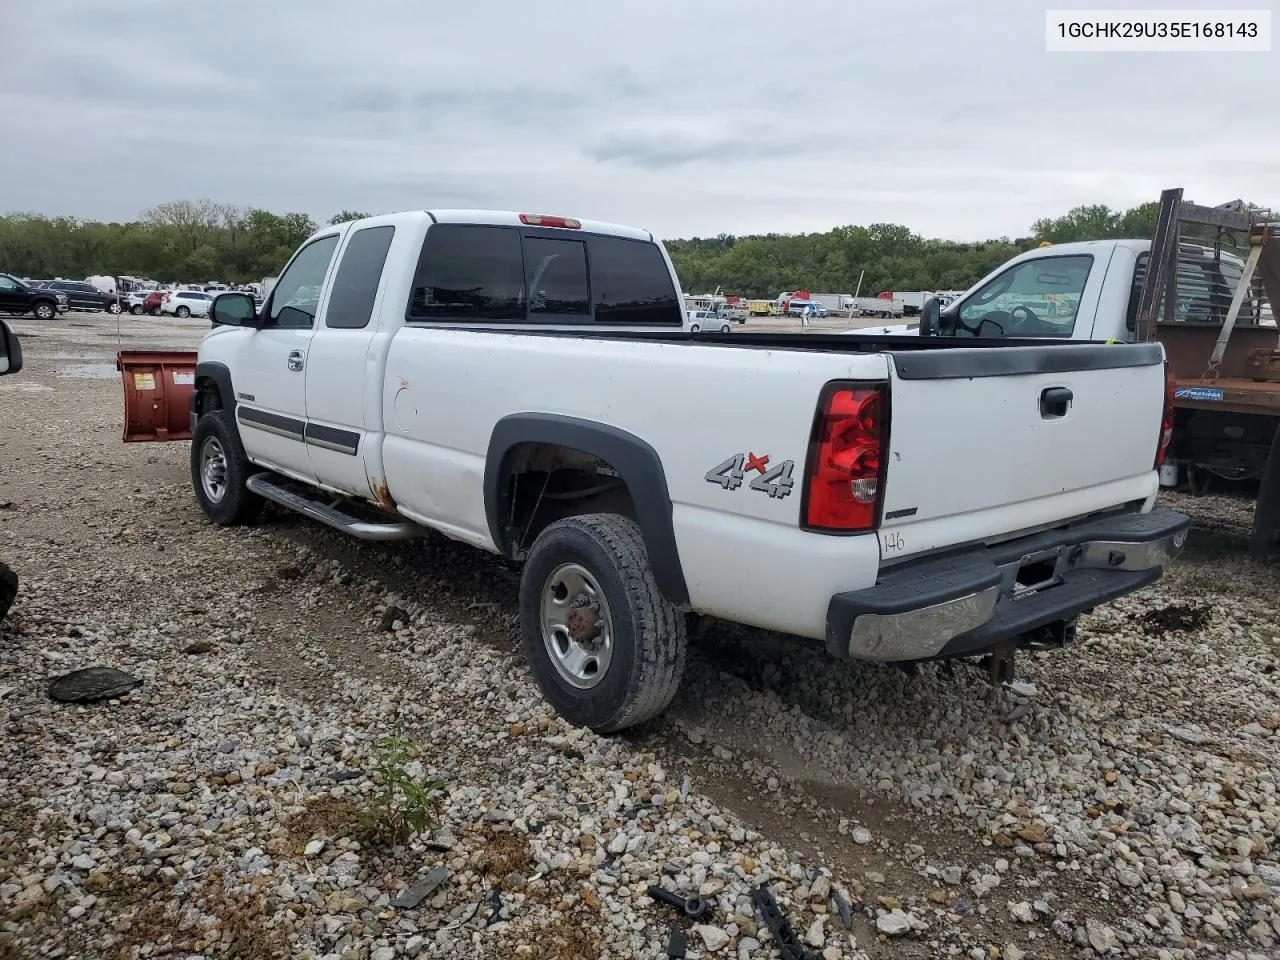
406 224 682 326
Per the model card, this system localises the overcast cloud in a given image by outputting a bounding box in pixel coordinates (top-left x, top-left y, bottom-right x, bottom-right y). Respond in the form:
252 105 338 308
1 0 1272 239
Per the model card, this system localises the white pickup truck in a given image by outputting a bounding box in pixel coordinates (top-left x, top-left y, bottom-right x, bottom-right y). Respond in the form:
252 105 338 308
187 211 1189 732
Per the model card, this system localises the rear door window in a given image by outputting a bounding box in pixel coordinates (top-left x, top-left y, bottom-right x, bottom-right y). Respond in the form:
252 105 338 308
407 225 525 321
327 225 396 329
587 235 682 325
523 236 589 316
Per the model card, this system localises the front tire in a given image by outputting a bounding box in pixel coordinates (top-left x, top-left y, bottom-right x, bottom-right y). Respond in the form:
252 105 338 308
190 410 263 526
32 302 55 321
130 304 144 315
720 323 731 333
106 301 121 314
175 305 191 318
519 514 687 734
689 323 701 333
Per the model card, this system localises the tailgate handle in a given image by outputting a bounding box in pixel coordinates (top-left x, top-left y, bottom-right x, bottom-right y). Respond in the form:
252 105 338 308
1040 386 1072 419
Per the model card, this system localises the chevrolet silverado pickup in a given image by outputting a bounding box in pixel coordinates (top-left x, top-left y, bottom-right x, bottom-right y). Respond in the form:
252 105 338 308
178 210 1187 733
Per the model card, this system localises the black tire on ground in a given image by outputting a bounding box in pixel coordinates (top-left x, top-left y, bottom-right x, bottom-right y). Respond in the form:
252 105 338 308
106 301 121 314
32 301 55 321
130 304 144 315
519 514 687 734
0 561 16 623
720 323 731 333
175 305 191 318
190 410 263 526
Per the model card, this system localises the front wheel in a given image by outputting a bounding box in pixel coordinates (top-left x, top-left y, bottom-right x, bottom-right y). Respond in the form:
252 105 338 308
689 323 701 333
720 323 731 333
190 410 263 526
130 304 144 315
519 514 687 733
106 301 121 314
175 305 191 318
32 302 55 321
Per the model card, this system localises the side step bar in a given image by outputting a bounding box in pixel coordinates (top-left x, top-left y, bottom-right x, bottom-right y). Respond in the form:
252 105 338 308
246 473 418 542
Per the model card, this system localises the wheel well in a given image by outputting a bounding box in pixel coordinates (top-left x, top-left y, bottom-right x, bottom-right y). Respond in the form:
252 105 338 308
499 443 638 558
194 377 224 416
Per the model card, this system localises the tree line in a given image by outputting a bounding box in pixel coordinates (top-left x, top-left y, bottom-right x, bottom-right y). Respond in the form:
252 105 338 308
0 196 1251 294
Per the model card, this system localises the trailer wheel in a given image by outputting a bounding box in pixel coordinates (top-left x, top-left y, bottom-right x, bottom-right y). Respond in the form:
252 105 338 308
519 514 687 734
0 562 16 622
190 410 263 526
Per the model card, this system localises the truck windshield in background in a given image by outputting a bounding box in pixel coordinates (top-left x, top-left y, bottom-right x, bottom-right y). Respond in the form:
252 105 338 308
947 254 1093 338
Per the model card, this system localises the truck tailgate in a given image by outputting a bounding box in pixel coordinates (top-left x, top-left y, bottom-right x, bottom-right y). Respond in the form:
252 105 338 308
879 343 1167 560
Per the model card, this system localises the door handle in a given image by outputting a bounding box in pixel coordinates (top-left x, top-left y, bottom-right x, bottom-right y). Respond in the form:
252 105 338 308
1040 386 1072 419
287 350 304 372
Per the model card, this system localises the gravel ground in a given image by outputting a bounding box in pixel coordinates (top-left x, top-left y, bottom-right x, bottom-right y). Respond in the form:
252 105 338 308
0 313 1277 960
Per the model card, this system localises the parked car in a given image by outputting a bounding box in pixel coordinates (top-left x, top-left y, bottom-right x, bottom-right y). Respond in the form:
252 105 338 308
0 273 69 319
125 210 1189 734
43 280 122 313
160 289 213 318
142 291 165 315
123 291 152 315
687 310 731 333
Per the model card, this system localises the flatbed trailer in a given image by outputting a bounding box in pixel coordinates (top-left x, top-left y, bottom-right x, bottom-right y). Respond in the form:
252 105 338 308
1136 189 1280 555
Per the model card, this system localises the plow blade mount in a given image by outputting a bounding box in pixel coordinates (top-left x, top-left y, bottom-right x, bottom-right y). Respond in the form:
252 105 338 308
117 351 199 442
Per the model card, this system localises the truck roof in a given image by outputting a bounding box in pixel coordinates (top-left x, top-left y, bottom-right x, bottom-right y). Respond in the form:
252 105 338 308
425 210 653 242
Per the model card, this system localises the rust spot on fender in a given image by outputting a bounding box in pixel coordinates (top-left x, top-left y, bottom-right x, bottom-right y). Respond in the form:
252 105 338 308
371 480 396 512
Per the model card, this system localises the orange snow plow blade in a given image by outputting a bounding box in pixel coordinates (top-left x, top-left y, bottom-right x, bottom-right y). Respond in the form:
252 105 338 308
117 351 199 442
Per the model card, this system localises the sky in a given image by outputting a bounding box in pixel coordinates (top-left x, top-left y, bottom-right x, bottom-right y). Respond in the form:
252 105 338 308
1 0 1273 241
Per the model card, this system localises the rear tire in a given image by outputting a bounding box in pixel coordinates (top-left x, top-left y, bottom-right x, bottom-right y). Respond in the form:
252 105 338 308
175 305 191 318
0 562 16 622
720 323 731 333
32 302 55 321
106 301 121 314
689 323 701 333
130 304 144 315
190 410 263 526
519 514 687 733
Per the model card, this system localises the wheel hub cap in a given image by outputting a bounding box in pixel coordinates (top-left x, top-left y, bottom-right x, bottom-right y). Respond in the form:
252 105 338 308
540 563 613 690
200 437 228 503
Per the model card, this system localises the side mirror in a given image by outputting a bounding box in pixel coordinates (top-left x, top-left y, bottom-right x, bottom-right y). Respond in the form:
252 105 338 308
210 292 259 327
0 318 23 376
919 297 941 337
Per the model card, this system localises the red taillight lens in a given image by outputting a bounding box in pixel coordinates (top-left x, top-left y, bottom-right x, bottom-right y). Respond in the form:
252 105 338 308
519 213 581 229
1155 361 1176 468
804 383 887 531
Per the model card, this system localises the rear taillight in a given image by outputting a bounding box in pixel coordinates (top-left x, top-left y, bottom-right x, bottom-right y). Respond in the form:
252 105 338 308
803 382 887 532
1155 361 1176 468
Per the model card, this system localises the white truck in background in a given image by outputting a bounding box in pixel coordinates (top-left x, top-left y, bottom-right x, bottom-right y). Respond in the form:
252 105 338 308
145 210 1187 733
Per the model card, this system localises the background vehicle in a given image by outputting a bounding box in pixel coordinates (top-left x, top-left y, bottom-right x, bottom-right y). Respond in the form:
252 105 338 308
0 318 23 621
124 291 151 315
43 279 121 313
120 209 1187 734
0 273 69 319
160 290 213 318
907 188 1280 556
687 309 731 332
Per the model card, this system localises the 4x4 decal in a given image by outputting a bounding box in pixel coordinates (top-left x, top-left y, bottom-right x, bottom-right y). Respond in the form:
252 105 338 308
704 451 795 499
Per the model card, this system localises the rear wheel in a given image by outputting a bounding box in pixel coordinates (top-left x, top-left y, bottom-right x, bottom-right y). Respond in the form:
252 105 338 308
32 302 55 321
190 410 263 526
175 305 191 318
720 323 731 333
519 514 687 733
689 323 701 333
130 304 144 315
